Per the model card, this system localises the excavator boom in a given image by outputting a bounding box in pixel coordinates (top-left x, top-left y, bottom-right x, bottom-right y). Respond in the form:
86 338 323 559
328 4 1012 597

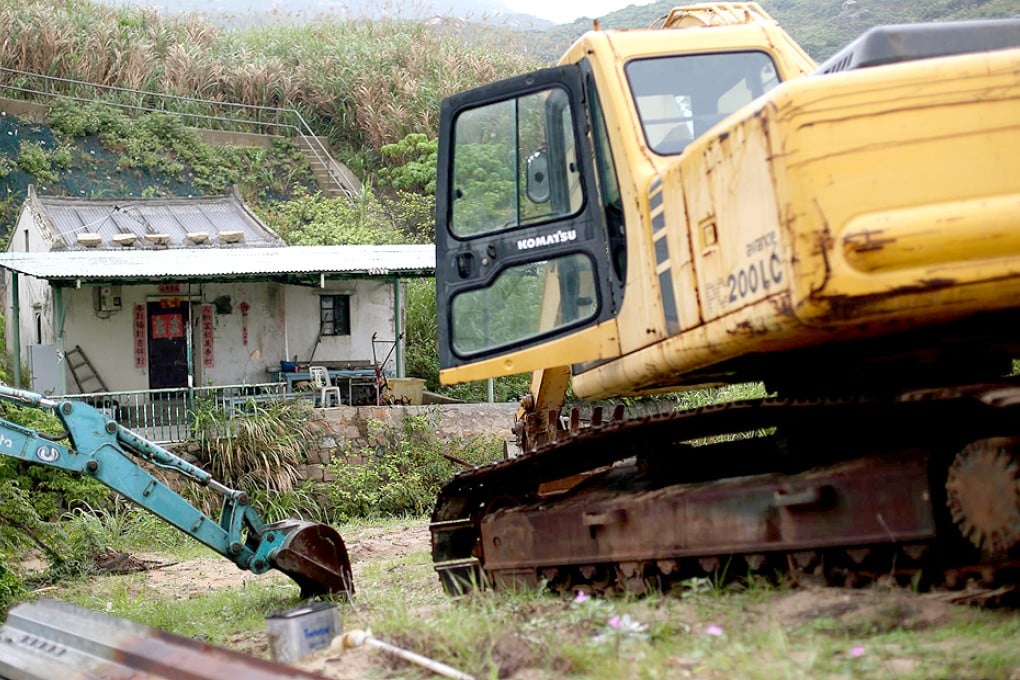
0 384 352 599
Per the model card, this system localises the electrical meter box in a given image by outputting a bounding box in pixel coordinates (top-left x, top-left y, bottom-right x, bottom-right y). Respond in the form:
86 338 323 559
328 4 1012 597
95 285 122 312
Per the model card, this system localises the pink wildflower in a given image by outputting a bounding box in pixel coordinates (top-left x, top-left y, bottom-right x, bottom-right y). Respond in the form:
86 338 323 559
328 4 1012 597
705 625 724 637
608 615 621 629
850 646 866 658
574 591 589 604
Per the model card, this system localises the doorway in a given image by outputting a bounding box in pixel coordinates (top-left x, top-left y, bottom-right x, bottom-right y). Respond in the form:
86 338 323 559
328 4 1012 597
147 299 189 390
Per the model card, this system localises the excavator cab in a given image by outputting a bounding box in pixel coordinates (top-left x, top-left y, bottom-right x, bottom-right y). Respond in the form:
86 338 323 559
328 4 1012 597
434 45 787 387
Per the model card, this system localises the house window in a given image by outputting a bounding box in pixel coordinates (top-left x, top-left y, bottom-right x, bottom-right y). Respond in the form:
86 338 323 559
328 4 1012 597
320 295 351 336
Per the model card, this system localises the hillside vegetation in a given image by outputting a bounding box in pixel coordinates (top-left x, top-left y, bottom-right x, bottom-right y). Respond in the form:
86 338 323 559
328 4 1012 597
0 0 539 175
541 0 1020 62
4 0 1015 183
2 0 1016 210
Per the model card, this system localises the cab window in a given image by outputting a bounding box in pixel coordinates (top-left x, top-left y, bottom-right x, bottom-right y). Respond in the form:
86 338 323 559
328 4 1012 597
450 86 583 238
451 253 597 356
626 51 780 155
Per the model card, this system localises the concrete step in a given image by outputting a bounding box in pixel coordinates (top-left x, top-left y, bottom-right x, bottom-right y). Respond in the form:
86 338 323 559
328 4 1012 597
298 140 361 199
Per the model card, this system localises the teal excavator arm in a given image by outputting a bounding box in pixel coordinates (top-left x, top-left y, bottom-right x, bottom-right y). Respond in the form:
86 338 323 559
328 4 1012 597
0 384 353 599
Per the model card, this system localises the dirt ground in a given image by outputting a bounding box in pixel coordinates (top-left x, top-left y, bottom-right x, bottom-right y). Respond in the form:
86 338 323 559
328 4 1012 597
117 521 1017 680
130 523 433 679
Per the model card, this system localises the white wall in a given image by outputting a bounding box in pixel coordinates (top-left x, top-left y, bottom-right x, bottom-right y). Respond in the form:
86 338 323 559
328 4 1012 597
5 206 60 365
9 277 400 394
284 280 397 369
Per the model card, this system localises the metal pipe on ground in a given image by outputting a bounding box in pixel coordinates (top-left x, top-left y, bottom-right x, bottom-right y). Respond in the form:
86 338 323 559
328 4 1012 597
341 628 474 680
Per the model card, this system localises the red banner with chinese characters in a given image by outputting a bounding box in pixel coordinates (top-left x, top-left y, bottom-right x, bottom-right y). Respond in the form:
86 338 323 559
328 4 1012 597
133 304 146 368
239 300 250 346
151 313 184 339
201 304 215 368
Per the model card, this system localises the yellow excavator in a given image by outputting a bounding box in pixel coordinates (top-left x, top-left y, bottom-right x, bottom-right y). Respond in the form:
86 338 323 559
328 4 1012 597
430 3 1020 598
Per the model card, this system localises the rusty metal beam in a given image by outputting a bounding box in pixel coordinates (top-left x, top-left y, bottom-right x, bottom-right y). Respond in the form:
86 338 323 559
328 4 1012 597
0 599 327 680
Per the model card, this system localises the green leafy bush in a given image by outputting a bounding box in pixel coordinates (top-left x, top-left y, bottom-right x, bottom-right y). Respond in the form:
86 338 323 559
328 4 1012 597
0 474 113 614
258 186 408 245
0 561 25 615
378 133 437 195
17 141 58 184
324 411 502 520
47 99 130 139
250 483 331 525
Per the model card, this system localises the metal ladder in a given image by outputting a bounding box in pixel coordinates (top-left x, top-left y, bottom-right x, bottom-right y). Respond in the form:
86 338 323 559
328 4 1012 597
65 345 108 393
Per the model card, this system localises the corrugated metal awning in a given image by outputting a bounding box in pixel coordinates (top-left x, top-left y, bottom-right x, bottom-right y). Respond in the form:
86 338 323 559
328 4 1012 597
0 245 435 283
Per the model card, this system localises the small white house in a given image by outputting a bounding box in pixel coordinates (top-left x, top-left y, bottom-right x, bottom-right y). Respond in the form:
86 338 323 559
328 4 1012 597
0 187 434 398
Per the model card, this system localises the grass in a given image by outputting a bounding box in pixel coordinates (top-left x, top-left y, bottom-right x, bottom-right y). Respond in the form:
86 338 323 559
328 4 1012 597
58 574 290 642
34 517 1020 680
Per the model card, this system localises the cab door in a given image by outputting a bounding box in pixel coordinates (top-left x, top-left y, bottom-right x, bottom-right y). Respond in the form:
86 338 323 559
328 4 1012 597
436 65 622 382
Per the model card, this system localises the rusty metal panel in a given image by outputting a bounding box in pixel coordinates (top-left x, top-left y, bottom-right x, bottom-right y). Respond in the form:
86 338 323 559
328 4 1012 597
0 599 327 680
480 455 934 572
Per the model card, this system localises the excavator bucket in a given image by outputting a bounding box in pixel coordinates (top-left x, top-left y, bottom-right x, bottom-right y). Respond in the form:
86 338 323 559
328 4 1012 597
267 520 354 599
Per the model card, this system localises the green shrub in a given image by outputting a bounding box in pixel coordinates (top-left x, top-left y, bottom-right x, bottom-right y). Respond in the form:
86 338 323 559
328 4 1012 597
0 474 114 613
249 483 332 525
47 99 129 139
324 410 502 521
17 141 58 184
258 186 408 246
378 133 437 195
50 146 74 170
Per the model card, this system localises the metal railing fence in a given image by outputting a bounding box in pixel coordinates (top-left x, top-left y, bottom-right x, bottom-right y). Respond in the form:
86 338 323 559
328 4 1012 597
58 382 293 444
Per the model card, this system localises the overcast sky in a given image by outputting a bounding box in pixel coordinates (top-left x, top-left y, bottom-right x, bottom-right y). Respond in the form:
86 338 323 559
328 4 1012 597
504 0 657 24
97 0 661 26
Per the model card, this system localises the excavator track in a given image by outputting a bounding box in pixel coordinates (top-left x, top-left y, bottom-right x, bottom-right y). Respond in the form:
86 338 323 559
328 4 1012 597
430 382 1020 604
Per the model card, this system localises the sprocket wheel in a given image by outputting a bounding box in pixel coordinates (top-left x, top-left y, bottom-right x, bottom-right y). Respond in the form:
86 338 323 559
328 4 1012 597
946 438 1020 556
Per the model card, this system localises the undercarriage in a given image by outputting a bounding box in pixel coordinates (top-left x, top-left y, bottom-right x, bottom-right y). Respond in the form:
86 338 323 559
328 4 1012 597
430 381 1020 604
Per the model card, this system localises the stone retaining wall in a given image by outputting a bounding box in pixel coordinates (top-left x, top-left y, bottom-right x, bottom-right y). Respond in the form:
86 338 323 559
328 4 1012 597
300 402 518 482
